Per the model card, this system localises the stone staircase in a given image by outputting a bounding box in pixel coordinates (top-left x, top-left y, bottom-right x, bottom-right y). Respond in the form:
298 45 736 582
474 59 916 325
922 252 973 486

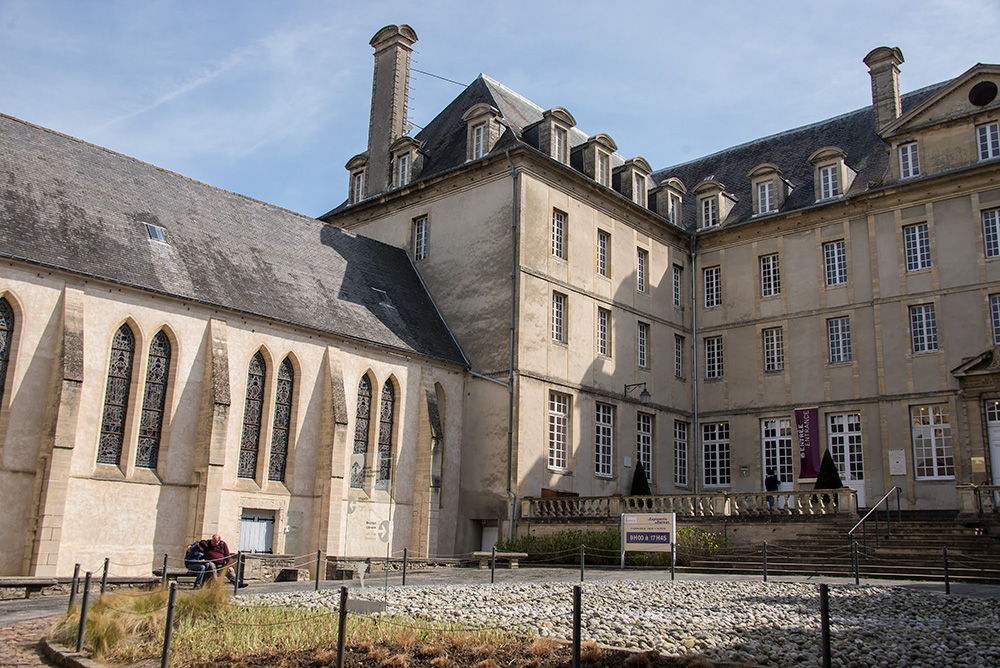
682 512 1000 584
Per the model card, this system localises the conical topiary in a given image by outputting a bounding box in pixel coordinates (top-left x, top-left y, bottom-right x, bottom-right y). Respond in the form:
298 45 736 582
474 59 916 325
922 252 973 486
630 461 652 496
814 449 844 489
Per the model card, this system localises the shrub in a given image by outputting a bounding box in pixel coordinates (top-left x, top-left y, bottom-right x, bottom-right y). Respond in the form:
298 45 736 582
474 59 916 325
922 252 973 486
674 527 729 566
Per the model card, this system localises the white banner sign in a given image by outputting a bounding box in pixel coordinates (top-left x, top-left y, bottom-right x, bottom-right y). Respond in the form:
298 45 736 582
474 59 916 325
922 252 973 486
620 513 676 554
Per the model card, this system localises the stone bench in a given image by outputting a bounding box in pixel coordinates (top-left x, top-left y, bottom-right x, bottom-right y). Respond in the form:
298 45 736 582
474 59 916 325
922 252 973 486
470 551 528 570
152 569 208 588
0 577 58 599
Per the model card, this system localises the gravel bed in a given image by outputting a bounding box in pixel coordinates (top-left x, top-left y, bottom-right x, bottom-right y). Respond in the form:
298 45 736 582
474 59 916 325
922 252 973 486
241 580 1000 668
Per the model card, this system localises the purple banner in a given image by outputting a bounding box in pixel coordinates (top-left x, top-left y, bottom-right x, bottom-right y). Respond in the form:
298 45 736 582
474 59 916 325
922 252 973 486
795 408 821 478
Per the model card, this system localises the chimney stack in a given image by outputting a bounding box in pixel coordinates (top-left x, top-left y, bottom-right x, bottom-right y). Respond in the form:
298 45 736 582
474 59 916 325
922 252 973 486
864 46 904 134
366 24 418 197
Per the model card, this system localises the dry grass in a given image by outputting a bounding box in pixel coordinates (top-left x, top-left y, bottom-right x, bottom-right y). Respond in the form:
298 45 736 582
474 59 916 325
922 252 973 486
580 640 602 663
530 637 560 657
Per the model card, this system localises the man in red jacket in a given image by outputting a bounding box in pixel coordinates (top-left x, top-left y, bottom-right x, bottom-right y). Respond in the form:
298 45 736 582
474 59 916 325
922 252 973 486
203 534 247 587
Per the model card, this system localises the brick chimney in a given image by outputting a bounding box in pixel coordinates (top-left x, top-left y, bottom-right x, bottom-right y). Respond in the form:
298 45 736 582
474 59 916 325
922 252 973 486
864 46 904 134
366 25 418 197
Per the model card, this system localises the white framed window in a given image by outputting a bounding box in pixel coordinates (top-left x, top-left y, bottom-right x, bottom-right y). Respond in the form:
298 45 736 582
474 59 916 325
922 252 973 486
554 126 569 164
636 413 653 478
668 193 681 226
413 216 429 261
597 151 611 187
552 292 566 343
978 122 1000 161
904 223 931 271
828 317 852 363
674 334 684 378
763 327 784 372
471 123 487 160
597 230 610 277
673 421 688 487
702 422 730 487
548 392 569 470
899 142 920 179
595 403 614 477
145 223 167 243
992 294 1000 345
760 254 781 297
394 153 410 188
636 248 648 293
705 336 723 379
910 304 938 353
761 418 793 484
597 308 611 357
824 240 847 286
351 171 365 203
757 181 775 215
911 405 954 479
672 264 683 307
634 174 647 206
704 266 721 308
820 165 840 200
701 197 718 228
552 210 567 259
828 413 864 484
637 322 649 368
983 209 1000 258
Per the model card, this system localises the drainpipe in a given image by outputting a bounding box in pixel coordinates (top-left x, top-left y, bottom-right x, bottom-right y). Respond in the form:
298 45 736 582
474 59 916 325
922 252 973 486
690 233 700 494
504 149 519 541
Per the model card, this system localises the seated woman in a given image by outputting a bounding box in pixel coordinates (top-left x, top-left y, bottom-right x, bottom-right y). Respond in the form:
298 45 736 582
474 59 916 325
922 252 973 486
183 540 211 589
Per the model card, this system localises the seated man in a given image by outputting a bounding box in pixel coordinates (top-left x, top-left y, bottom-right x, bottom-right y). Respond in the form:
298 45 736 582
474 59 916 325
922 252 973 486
203 534 247 587
183 540 211 589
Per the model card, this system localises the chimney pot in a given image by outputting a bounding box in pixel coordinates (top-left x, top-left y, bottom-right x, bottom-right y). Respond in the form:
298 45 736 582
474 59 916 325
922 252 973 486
864 46 904 134
366 25 418 197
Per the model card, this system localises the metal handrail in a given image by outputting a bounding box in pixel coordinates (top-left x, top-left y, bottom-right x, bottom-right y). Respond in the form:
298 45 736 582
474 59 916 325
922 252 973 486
848 486 901 556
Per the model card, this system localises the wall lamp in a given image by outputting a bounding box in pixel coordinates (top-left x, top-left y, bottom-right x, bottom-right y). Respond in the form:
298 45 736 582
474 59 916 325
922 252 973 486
624 382 651 405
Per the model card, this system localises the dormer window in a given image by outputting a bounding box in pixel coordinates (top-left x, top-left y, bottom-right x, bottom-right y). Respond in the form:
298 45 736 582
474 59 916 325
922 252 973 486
692 180 735 229
582 133 618 187
352 171 365 202
616 157 652 208
345 153 369 205
597 151 611 187
536 107 577 165
758 182 775 214
389 136 420 189
554 126 569 164
652 177 686 226
393 153 410 188
462 103 502 162
748 164 788 216
472 123 487 160
820 166 839 199
809 147 853 203
701 197 718 228
634 173 647 207
899 142 920 179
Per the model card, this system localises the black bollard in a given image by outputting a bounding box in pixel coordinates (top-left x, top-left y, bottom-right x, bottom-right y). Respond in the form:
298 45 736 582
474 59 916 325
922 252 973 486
77 572 92 653
101 557 110 595
402 547 408 587
490 545 496 584
161 554 168 588
315 550 322 592
671 544 676 581
943 546 951 595
820 583 831 668
762 541 768 583
68 563 80 612
580 544 585 582
336 586 349 668
161 581 177 668
852 540 859 585
572 585 582 668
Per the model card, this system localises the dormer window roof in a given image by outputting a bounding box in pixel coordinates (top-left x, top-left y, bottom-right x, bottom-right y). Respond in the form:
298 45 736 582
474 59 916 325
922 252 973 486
346 153 369 204
651 177 686 226
582 133 618 187
692 179 736 229
537 107 577 165
747 163 790 216
462 103 502 162
389 136 421 189
616 157 652 208
809 147 854 202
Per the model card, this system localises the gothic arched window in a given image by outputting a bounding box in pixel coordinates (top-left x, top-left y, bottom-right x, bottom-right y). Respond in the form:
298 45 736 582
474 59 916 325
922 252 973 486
376 381 395 491
268 357 294 482
350 374 372 488
136 330 171 469
97 324 136 465
239 351 266 479
0 298 13 415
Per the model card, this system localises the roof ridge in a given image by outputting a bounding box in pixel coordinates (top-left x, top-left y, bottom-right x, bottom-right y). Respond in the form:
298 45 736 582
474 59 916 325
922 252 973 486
479 74 546 118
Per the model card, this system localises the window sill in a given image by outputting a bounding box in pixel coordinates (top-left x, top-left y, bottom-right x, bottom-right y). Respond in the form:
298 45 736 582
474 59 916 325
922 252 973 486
595 473 614 480
547 467 572 476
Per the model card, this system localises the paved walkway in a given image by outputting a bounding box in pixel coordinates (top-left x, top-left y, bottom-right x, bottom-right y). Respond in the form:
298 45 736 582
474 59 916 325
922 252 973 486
0 615 60 668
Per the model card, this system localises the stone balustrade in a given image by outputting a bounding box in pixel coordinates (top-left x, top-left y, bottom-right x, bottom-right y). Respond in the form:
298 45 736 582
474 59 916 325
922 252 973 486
957 484 1000 516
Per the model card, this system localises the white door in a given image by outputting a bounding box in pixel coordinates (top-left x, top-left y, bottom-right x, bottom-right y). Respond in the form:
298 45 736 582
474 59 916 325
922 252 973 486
828 413 865 505
762 418 795 506
986 401 1000 506
239 509 275 554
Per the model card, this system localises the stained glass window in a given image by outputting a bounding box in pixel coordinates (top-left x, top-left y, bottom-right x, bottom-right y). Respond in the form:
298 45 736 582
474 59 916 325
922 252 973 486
97 324 135 465
269 357 294 482
136 330 171 469
376 381 395 490
239 352 266 479
0 298 12 415
351 374 372 488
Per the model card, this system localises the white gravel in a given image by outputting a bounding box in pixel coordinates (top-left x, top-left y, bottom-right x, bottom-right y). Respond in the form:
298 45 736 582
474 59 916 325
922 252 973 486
241 580 1000 667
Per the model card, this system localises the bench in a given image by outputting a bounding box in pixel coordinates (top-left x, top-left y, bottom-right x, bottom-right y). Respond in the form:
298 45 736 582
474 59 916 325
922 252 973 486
470 551 528 570
0 577 58 599
152 569 210 588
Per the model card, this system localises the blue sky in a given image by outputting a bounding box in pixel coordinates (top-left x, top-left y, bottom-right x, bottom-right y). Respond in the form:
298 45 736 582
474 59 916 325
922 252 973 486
3 1 1000 217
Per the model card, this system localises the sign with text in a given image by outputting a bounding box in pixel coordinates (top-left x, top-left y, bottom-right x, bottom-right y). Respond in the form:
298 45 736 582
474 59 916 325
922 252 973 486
795 407 821 479
620 513 676 553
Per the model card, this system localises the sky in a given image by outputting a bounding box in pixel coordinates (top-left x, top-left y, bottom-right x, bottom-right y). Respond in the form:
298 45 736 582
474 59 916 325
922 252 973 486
3 1 1000 218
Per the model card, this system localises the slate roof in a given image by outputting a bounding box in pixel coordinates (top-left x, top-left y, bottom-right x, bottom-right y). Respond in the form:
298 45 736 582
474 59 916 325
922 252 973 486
0 113 467 367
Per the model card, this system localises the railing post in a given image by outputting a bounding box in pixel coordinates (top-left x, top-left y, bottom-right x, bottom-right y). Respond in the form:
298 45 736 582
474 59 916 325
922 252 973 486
315 550 322 591
874 509 880 547
762 541 768 582
402 547 408 587
76 572 92 653
579 544 585 582
68 563 80 612
943 546 951 595
885 494 892 536
161 554 168 588
896 487 902 524
490 545 496 584
852 540 859 585
233 554 242 596
336 586 349 668
572 585 581 668
101 557 110 595
819 584 831 668
160 581 177 668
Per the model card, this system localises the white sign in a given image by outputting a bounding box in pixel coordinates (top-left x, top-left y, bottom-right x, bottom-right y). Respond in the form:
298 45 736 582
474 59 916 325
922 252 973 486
621 513 676 554
889 450 907 476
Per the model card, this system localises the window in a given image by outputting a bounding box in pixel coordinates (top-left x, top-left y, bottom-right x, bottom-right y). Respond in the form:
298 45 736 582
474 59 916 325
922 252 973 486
634 174 647 206
674 334 684 378
375 381 395 490
910 304 938 353
548 392 569 470
912 405 954 479
760 254 780 297
636 248 648 293
394 153 410 187
238 351 266 479
552 292 567 343
636 413 653 478
829 413 864 484
763 327 784 372
597 308 611 357
702 422 730 487
705 336 723 379
672 265 683 307
820 165 840 200
978 122 1000 161
413 216 429 261
554 126 569 164
597 230 610 277
899 142 920 179
351 374 372 488
828 317 852 363
97 324 136 466
904 223 931 271
268 357 294 483
595 403 613 477
704 266 721 308
992 295 1000 345
597 151 611 187
757 181 775 215
472 123 487 160
673 421 688 487
637 322 649 368
668 193 681 226
552 210 567 259
761 418 794 484
701 197 718 228
145 223 167 243
0 298 12 417
984 209 1000 258
351 171 364 203
824 240 847 286
136 330 171 469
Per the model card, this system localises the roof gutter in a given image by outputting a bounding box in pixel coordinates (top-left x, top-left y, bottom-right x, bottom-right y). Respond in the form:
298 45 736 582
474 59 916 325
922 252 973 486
504 148 519 543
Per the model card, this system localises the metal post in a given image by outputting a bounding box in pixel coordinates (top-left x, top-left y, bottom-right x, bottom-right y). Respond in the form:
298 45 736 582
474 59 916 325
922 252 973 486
852 540 859 585
315 550 322 592
896 487 902 525
336 586 349 668
402 547 408 587
490 545 496 584
885 496 892 536
572 585 582 668
670 544 676 581
101 557 110 595
762 541 768 583
863 521 868 557
874 509 880 547
161 581 178 668
76 572 92 653
943 546 951 595
579 544 585 582
68 563 80 612
233 554 242 596
819 584 831 668
161 554 168 588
